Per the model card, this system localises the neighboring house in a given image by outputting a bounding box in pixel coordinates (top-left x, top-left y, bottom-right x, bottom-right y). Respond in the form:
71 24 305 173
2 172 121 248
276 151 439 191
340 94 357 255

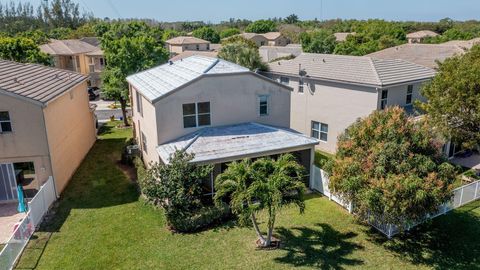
406 30 439 43
169 50 218 62
233 32 290 47
0 60 97 203
127 56 319 192
334 32 356 42
40 39 106 87
165 36 211 54
368 38 480 69
259 45 302 62
262 53 436 153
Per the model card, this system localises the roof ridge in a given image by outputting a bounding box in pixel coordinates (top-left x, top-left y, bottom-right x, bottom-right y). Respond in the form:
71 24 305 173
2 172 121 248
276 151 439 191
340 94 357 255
368 58 383 86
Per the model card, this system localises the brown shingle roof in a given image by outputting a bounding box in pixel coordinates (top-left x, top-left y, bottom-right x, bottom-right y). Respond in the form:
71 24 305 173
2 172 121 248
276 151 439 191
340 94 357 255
40 39 99 55
0 60 87 104
165 36 210 45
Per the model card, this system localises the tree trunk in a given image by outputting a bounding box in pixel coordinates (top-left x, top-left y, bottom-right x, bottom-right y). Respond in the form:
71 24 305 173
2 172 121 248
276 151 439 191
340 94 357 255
119 97 130 126
251 213 266 246
265 207 275 247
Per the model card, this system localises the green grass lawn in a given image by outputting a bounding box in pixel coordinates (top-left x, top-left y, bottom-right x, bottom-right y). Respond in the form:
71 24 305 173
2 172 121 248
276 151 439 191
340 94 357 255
14 122 480 270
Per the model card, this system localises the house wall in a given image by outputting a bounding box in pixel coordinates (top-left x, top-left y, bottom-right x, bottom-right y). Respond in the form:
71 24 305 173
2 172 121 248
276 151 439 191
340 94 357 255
249 36 269 47
269 36 289 46
376 83 426 109
131 73 292 165
168 44 210 54
0 93 52 186
43 81 96 193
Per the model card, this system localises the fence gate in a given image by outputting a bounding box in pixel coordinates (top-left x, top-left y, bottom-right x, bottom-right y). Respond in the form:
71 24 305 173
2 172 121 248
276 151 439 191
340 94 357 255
0 163 17 201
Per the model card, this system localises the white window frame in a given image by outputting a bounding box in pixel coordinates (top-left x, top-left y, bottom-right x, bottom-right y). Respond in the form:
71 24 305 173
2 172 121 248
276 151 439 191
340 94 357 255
258 95 269 116
406 85 413 105
0 111 12 133
311 121 328 142
136 91 143 116
279 76 290 85
182 102 211 128
298 78 304 93
380 89 388 110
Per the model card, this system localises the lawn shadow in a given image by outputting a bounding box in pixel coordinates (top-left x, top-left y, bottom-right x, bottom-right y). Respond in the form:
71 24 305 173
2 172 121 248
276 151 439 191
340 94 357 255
366 201 480 270
275 223 364 269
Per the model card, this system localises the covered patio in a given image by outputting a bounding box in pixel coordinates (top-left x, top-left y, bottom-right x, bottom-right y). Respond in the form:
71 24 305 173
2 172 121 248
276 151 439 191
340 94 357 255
157 122 320 194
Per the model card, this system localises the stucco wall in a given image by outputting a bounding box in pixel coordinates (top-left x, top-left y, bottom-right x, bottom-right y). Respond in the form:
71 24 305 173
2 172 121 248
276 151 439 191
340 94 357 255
376 83 426 109
268 37 289 46
43 81 96 193
250 36 269 47
0 93 52 185
168 44 210 54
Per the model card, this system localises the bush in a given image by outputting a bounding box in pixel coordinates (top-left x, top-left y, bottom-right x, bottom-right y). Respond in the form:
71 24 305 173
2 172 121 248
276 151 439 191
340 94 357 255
167 203 230 233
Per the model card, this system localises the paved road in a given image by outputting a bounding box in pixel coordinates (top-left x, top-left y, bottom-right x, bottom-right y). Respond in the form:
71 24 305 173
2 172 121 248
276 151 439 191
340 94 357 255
90 99 132 122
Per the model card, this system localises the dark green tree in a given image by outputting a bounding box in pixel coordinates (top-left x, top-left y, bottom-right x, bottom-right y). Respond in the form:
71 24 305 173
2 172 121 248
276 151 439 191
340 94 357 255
284 14 300 24
245 20 277 33
0 37 51 65
192 26 220 43
218 42 267 71
219 28 240 39
419 45 480 149
300 29 337 54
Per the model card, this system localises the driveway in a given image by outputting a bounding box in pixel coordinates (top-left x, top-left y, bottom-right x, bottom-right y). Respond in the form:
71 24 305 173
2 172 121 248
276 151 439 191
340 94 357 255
90 99 132 122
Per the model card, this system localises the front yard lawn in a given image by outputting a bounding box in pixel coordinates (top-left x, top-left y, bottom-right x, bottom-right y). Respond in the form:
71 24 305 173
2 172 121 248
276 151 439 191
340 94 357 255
14 122 480 269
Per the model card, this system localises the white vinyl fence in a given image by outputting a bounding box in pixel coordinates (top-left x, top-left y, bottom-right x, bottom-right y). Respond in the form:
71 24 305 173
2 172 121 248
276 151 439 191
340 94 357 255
312 166 480 238
0 176 57 270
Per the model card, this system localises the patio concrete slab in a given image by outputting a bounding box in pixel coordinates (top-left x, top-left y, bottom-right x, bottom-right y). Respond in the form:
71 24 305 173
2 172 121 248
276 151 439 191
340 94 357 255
0 202 26 244
451 153 480 170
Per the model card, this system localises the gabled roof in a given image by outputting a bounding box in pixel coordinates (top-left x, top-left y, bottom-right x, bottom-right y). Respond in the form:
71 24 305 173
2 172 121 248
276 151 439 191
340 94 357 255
267 53 436 87
169 50 218 62
262 32 282 40
367 43 466 69
406 30 439 39
40 39 99 55
0 60 87 104
126 56 249 102
156 122 319 164
79 37 101 47
334 32 356 42
165 36 210 45
236 33 268 40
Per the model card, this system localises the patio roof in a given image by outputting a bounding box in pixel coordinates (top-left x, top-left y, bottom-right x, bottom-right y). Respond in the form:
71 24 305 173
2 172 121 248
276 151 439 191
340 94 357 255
156 122 319 164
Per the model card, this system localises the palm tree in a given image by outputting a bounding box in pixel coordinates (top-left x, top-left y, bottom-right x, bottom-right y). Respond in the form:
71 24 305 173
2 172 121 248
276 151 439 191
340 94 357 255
214 154 306 247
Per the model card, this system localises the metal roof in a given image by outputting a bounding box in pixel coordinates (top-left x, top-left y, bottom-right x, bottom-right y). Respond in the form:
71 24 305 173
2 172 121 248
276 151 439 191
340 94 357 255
40 39 99 55
267 53 436 87
156 122 319 164
126 55 249 102
0 60 87 104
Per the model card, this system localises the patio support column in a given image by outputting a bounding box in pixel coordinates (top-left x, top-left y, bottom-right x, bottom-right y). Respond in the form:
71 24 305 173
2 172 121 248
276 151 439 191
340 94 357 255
309 146 315 189
210 171 214 199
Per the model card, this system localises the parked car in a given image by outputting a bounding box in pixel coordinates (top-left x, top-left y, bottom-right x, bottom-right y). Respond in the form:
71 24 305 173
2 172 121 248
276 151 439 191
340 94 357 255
88 87 100 101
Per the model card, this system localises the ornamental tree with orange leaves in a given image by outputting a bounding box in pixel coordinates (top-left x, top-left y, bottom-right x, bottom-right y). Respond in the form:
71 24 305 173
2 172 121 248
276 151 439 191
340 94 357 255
324 107 457 227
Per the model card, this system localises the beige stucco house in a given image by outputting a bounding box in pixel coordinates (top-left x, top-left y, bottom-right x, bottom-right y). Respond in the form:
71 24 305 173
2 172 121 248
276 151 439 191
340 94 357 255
40 39 106 87
127 56 319 192
235 32 290 47
0 60 96 202
165 36 211 54
262 53 436 154
406 30 439 44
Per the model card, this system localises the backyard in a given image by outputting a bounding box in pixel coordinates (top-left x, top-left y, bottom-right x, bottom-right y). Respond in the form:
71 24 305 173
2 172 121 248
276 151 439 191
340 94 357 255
13 122 480 270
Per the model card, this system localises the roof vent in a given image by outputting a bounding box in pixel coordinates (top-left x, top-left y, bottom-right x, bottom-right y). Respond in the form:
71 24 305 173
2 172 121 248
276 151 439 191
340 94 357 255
322 59 326 63
168 60 173 65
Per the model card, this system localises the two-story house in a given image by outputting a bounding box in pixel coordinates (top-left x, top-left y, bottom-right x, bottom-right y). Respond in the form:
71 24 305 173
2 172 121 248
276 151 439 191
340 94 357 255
262 53 436 154
234 32 290 47
0 60 97 203
40 39 106 87
127 56 319 193
165 36 211 54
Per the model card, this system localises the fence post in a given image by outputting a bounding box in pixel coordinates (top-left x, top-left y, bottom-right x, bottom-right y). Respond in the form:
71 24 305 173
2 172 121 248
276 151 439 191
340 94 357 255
387 224 392 239
348 202 353 214
459 187 464 207
475 181 479 200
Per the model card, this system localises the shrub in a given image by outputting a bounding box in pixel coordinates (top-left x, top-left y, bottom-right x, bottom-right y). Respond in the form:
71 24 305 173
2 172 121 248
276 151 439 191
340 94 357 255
167 203 230 233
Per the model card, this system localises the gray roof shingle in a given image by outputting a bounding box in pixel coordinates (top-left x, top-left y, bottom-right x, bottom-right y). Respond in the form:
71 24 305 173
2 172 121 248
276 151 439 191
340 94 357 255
0 60 87 104
267 53 436 87
126 56 249 102
156 122 319 164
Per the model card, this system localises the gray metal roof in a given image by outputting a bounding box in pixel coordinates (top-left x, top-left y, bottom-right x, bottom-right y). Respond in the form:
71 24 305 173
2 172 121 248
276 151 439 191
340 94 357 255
126 56 249 102
267 53 436 87
259 46 302 62
0 60 87 104
367 43 466 69
156 122 319 164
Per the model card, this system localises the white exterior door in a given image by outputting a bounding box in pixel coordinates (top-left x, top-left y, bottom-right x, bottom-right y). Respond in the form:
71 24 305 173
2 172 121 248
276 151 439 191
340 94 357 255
0 163 17 201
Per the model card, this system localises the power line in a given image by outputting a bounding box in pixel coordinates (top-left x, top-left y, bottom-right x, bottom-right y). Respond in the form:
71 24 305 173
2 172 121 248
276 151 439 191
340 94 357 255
106 0 121 18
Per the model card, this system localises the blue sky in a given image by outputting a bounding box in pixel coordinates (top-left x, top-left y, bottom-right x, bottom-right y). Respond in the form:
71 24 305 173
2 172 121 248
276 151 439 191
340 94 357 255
7 0 480 22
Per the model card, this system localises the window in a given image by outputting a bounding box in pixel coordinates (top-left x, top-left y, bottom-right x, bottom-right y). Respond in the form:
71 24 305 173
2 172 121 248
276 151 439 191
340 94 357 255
280 76 290 85
136 91 143 116
298 79 304 93
141 132 147 153
406 85 413 105
258 95 269 116
0 111 12 133
380 89 388 110
311 121 328 142
260 41 265 46
182 102 211 128
196 44 200 50
100 58 105 66
206 44 210 50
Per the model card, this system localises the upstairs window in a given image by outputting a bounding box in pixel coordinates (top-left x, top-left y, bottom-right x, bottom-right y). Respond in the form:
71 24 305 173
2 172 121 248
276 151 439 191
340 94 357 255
311 121 328 142
406 85 413 105
380 89 388 110
298 79 304 93
196 44 200 50
183 102 211 128
141 131 147 153
136 91 143 116
0 111 12 133
280 76 290 85
258 95 269 116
